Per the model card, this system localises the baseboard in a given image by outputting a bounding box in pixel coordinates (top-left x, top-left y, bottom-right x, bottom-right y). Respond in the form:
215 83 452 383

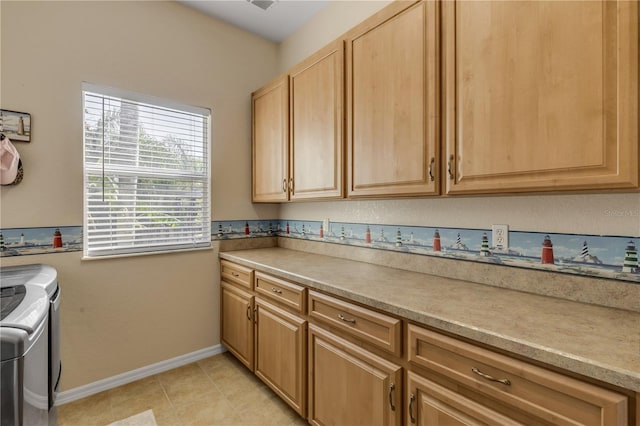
56 344 226 405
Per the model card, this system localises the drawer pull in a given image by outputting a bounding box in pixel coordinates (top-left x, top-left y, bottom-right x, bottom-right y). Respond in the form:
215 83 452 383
246 304 251 320
271 287 283 294
337 314 356 324
471 367 511 386
231 272 240 277
428 157 435 181
409 393 416 423
388 383 396 411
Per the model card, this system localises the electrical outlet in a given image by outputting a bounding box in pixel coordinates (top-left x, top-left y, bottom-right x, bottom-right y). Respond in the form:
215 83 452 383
492 224 509 250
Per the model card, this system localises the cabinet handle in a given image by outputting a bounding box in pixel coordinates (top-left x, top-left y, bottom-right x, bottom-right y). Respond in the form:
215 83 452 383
428 157 435 181
282 178 287 193
388 383 396 411
409 393 416 423
289 178 294 195
271 287 283 294
447 155 454 180
471 367 511 386
246 304 251 320
231 272 239 277
254 307 257 324
337 313 356 324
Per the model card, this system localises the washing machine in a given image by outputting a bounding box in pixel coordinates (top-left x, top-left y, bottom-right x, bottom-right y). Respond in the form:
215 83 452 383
1 283 49 426
1 264 60 426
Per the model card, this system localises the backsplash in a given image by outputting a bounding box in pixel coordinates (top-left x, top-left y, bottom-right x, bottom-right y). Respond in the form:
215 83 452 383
211 219 640 284
2 220 638 284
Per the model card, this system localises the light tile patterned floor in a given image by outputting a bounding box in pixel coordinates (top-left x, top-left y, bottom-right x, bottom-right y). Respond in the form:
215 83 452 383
57 352 307 426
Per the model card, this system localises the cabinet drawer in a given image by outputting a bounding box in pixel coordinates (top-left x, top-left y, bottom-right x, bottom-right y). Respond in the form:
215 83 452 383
408 324 628 426
308 290 401 356
255 272 306 313
221 260 253 290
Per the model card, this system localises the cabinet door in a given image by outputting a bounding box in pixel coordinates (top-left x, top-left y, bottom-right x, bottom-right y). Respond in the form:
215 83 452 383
347 0 439 197
444 0 638 194
221 282 254 370
252 76 289 202
255 298 307 416
289 40 344 200
308 324 402 426
407 372 524 426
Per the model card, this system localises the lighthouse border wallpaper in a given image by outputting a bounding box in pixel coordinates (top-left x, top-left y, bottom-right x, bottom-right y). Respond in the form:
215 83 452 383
1 220 638 284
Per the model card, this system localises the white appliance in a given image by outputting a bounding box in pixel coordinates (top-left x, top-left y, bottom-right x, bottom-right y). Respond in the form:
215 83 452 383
1 264 61 426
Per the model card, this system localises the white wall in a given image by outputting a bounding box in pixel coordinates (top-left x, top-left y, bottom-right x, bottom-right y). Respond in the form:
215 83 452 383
0 0 278 390
277 1 640 238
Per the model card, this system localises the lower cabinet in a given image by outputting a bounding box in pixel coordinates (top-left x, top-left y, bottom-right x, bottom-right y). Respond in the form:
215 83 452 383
255 297 307 416
308 324 402 426
221 260 635 426
220 282 254 370
407 324 629 426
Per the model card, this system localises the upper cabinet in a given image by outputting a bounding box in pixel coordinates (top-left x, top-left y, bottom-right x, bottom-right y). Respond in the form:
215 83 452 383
252 42 345 203
252 0 638 202
252 76 289 202
443 0 639 194
346 0 439 197
289 40 345 200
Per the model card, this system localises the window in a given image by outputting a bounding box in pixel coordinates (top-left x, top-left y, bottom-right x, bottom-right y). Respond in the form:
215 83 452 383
82 83 211 257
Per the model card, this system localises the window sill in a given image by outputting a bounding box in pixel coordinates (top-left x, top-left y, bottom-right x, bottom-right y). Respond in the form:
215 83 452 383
81 245 213 261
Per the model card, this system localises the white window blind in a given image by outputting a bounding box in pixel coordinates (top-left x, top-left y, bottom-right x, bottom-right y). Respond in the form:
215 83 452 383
82 83 211 257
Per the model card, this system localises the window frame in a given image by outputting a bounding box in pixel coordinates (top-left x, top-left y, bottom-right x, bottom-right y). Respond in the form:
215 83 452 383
81 82 212 259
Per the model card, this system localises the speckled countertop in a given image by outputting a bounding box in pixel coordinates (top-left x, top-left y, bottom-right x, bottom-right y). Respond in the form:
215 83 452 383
220 247 640 393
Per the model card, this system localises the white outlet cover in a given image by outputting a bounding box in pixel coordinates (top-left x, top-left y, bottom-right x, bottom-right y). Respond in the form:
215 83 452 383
491 224 509 250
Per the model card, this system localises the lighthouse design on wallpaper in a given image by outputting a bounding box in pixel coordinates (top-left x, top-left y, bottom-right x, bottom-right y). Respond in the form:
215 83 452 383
202 219 640 282
2 219 639 283
0 226 82 256
541 235 554 264
622 241 638 273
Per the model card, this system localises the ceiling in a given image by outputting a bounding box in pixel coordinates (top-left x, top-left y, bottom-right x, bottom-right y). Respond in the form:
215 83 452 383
178 0 330 43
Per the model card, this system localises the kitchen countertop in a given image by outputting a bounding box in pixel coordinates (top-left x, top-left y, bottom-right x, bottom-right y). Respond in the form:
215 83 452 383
220 247 640 393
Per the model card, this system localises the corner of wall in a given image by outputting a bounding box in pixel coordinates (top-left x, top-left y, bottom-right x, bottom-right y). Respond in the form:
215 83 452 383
276 0 391 72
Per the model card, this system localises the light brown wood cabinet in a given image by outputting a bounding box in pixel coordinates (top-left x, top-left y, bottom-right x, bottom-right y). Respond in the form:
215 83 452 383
220 259 637 425
252 41 344 202
255 298 307 416
221 264 308 416
308 324 402 426
443 0 639 194
220 262 255 369
220 282 254 370
288 40 344 200
252 75 289 202
407 324 629 426
252 0 638 200
346 0 440 197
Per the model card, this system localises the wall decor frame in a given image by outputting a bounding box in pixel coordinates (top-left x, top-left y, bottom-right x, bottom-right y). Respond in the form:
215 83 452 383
0 109 31 142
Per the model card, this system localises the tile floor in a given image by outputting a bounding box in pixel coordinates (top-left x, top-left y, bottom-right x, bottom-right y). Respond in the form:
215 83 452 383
57 352 307 426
